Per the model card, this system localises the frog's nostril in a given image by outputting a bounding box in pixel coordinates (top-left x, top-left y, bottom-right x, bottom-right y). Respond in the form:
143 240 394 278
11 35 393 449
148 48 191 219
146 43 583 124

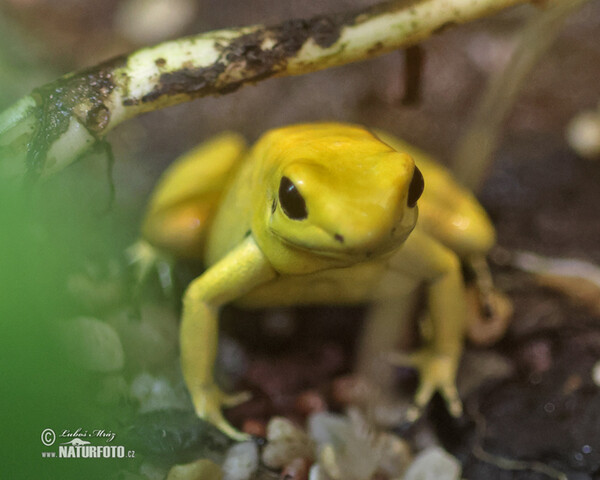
407 166 424 208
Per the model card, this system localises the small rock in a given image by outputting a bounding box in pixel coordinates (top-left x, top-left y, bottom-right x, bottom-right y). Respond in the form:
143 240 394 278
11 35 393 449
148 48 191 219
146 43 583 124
319 444 342 479
262 418 314 469
566 110 600 160
310 410 384 480
242 419 266 438
307 412 349 448
592 361 600 387
331 375 373 406
109 304 178 370
403 447 461 480
222 442 259 480
66 259 124 311
167 458 223 480
308 465 330 480
130 372 191 413
281 457 311 480
370 397 414 429
562 374 584 395
60 317 124 372
115 0 197 44
295 390 327 417
377 433 412 478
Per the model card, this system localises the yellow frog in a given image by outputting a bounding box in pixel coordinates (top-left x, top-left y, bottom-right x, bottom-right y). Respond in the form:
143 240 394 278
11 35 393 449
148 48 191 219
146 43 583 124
135 123 495 439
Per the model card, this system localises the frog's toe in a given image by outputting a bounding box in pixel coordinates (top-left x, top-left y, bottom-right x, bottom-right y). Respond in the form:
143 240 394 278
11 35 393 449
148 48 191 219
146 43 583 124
439 383 462 417
386 348 463 417
414 381 435 408
203 408 250 441
193 385 250 441
222 390 252 408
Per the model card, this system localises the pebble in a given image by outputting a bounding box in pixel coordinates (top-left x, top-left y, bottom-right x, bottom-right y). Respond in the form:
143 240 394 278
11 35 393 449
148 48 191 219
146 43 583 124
262 417 315 469
377 433 412 478
167 458 223 480
370 398 414 429
130 372 191 413
308 465 329 480
307 412 349 448
331 375 373 406
242 419 267 438
309 410 383 480
566 110 600 160
280 457 311 480
592 361 600 387
403 447 461 480
222 442 259 480
109 305 178 370
295 390 327 417
60 317 124 372
115 0 197 44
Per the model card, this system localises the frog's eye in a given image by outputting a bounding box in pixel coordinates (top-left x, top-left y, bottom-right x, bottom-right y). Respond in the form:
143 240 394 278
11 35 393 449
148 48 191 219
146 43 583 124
407 166 424 208
278 176 308 220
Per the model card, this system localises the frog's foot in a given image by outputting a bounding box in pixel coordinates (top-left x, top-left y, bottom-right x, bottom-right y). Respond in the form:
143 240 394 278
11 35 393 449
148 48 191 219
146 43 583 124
387 349 462 418
465 255 513 346
466 286 513 346
126 240 175 295
192 384 252 441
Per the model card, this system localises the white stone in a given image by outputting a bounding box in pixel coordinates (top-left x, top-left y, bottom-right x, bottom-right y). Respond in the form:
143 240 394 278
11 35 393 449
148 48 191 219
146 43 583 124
222 442 259 480
592 360 600 387
403 446 461 480
262 417 314 469
130 372 190 413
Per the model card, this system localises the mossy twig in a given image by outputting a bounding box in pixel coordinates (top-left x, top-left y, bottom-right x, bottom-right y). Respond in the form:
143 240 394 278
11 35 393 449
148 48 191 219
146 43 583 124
1 0 536 180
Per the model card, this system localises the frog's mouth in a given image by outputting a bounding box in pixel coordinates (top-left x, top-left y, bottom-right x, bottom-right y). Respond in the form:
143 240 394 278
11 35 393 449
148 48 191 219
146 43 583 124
270 228 357 260
270 220 416 262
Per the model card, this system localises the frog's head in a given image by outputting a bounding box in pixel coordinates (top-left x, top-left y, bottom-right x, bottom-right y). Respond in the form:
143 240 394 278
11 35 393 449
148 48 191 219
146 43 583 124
251 123 424 274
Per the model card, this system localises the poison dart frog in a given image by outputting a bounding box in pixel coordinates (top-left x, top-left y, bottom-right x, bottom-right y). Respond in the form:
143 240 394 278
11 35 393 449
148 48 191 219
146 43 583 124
134 123 496 439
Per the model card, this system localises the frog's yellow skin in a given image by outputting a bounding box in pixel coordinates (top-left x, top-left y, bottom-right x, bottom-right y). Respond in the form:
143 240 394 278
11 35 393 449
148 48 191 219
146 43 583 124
139 123 495 439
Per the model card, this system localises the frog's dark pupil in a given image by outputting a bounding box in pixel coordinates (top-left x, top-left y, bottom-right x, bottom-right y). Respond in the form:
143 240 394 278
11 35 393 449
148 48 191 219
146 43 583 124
278 176 307 220
407 166 424 208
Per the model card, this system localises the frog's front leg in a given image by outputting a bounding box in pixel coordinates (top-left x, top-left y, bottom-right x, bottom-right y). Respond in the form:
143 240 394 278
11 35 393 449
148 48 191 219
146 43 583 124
180 236 276 440
388 227 466 417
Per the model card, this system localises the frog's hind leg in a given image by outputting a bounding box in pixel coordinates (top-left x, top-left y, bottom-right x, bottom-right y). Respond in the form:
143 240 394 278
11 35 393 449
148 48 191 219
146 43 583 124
356 295 420 391
141 132 247 260
129 133 247 294
417 170 512 345
374 130 510 344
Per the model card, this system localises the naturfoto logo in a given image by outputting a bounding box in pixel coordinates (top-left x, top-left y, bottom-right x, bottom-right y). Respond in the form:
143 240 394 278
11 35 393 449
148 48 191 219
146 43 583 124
40 428 135 459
